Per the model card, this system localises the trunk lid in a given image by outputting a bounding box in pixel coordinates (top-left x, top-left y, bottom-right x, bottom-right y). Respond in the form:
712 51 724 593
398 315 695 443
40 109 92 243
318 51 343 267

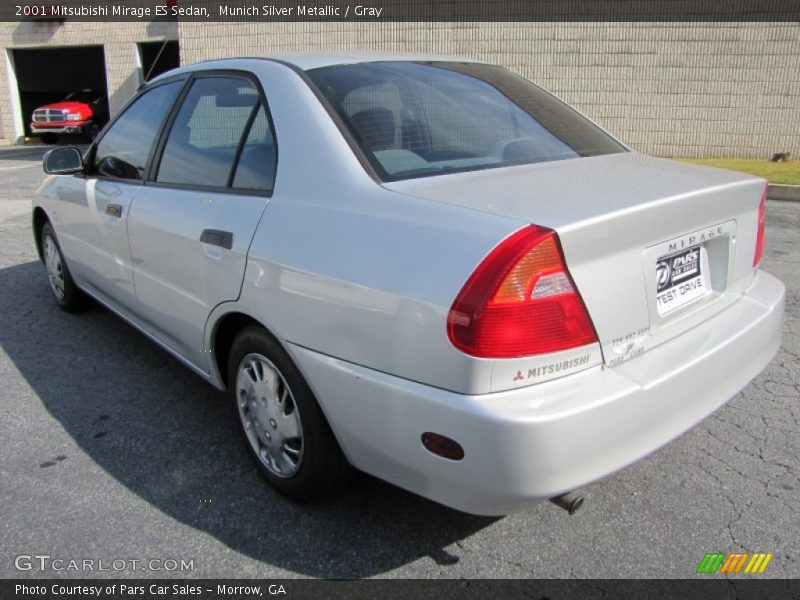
384 152 767 365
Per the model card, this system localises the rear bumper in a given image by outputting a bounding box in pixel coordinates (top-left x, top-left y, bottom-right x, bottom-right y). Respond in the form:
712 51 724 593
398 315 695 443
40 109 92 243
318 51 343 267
289 271 785 515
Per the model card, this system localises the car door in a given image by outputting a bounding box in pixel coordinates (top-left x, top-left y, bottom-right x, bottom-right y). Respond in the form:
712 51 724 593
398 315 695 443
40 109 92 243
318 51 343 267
54 80 183 309
127 73 277 370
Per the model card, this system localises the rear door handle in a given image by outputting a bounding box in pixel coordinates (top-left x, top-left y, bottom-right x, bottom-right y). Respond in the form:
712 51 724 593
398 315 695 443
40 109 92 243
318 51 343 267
200 229 234 250
105 203 123 218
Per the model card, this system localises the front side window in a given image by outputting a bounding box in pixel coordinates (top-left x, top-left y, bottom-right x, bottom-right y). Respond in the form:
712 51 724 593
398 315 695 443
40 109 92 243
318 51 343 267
156 77 261 188
307 62 626 180
92 81 181 180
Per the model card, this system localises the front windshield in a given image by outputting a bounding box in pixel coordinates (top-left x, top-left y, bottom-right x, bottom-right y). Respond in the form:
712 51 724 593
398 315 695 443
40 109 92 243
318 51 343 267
64 89 99 103
306 61 627 181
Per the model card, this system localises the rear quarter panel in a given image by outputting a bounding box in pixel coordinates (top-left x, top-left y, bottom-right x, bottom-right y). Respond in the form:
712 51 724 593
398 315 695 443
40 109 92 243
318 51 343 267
237 184 524 395
210 60 526 394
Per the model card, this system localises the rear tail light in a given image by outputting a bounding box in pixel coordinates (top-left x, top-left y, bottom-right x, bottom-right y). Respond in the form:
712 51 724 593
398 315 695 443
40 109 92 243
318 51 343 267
753 186 767 267
447 225 597 358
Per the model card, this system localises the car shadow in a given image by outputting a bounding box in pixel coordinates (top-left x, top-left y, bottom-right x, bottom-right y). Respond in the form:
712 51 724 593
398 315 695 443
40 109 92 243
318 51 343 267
0 260 497 577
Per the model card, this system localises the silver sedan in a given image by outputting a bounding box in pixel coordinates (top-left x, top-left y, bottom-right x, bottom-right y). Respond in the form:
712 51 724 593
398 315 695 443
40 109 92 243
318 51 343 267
32 54 784 515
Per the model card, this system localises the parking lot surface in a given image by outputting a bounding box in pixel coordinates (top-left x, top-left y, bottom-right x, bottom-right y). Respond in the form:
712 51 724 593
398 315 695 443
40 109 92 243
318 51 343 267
1 146 798 578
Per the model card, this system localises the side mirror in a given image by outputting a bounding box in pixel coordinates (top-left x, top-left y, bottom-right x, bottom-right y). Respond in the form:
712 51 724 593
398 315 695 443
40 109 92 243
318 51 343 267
43 147 84 175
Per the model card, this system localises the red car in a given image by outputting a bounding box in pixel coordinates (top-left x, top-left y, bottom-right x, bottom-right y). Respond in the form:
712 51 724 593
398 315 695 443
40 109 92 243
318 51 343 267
30 89 107 144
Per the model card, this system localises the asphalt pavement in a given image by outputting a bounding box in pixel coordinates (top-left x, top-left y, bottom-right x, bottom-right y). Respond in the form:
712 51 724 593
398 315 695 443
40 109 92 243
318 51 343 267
0 146 798 579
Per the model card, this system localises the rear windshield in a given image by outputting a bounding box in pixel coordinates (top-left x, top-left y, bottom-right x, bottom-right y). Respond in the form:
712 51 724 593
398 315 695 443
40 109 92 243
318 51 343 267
306 61 626 181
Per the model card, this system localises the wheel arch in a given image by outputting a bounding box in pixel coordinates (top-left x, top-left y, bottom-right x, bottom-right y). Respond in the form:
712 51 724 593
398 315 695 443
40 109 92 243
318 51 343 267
211 311 279 388
32 207 49 261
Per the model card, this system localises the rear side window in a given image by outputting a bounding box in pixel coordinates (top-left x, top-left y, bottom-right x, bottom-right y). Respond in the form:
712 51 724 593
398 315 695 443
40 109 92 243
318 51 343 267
232 106 276 191
157 77 261 188
93 81 181 180
307 62 626 181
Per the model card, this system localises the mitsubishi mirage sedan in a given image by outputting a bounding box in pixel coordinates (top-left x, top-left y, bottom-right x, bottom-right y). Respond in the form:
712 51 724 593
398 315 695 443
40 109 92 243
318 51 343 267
33 54 784 515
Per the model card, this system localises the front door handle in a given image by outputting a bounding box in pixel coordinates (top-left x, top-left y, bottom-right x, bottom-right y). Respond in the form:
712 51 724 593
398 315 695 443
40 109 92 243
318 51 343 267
105 203 123 218
200 229 234 250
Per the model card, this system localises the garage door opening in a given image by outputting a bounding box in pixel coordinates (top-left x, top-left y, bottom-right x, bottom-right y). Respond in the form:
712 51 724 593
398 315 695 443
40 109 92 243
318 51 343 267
138 40 180 84
10 45 109 142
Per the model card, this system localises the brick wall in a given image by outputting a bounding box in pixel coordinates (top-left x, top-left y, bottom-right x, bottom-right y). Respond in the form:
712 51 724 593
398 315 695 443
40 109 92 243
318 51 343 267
0 19 177 142
179 22 800 158
1 21 796 156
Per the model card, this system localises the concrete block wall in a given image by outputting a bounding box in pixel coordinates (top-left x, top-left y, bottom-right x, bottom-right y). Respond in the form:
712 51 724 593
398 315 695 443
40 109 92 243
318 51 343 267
180 22 800 158
0 19 177 143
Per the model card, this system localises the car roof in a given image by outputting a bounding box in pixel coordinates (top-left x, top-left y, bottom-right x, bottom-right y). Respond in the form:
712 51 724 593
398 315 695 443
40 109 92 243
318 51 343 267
150 52 484 82
260 51 482 70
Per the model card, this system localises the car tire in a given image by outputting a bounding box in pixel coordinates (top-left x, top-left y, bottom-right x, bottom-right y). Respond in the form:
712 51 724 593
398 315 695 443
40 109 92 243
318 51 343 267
228 326 353 501
40 222 90 312
40 133 58 145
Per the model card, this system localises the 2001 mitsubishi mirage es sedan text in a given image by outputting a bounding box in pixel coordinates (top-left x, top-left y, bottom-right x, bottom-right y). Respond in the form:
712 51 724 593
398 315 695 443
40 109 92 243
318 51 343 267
34 54 784 516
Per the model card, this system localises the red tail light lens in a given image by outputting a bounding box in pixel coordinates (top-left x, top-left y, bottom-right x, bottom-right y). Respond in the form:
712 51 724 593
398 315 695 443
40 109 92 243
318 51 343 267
447 225 597 358
753 186 767 267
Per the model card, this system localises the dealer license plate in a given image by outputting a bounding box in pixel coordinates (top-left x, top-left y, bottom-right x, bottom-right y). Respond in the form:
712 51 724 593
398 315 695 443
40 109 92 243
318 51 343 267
655 245 707 316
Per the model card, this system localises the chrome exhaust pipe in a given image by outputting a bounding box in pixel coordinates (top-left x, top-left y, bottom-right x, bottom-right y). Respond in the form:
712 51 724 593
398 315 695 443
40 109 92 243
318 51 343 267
549 491 584 514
